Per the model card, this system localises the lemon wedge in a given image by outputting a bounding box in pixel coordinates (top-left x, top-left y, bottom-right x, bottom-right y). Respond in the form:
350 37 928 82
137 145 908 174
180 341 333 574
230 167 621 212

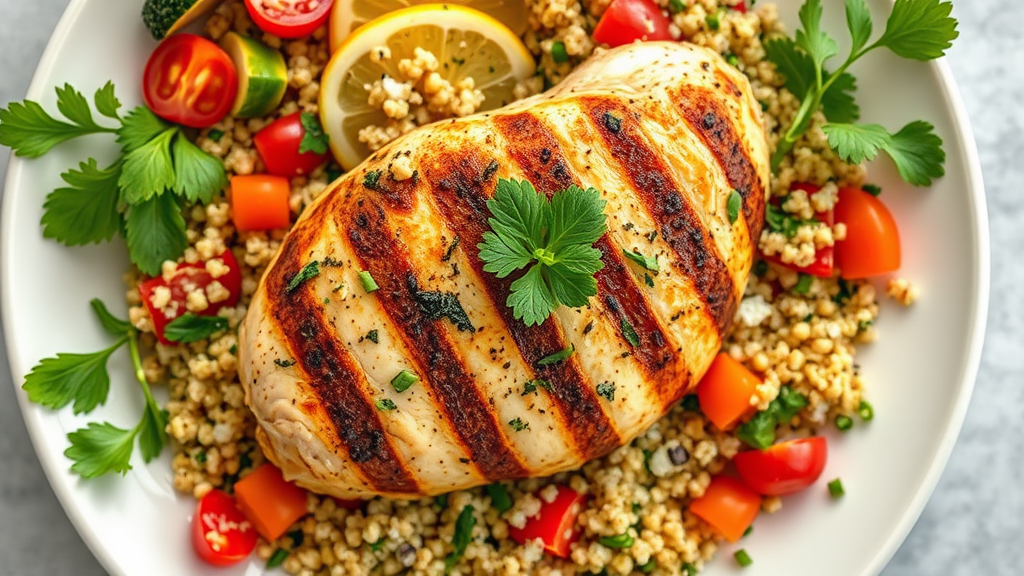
319 4 536 170
329 0 529 52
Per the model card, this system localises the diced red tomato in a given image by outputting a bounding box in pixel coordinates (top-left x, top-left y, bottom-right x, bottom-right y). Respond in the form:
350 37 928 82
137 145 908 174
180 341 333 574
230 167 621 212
734 437 828 496
234 463 309 541
593 0 673 48
689 475 762 543
508 485 586 558
143 34 238 128
139 251 242 345
834 187 901 279
244 0 334 38
731 1 748 13
191 489 258 566
230 174 292 232
253 112 329 177
764 183 835 278
697 352 761 430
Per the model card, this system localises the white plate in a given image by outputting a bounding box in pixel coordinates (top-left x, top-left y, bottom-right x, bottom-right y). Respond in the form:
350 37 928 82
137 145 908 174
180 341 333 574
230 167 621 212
1 0 987 575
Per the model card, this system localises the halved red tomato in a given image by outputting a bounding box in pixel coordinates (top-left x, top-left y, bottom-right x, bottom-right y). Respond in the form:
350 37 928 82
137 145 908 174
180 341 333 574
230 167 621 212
244 0 334 38
593 0 673 47
508 485 586 558
191 489 258 566
139 251 243 345
834 186 901 279
143 34 238 128
734 436 828 496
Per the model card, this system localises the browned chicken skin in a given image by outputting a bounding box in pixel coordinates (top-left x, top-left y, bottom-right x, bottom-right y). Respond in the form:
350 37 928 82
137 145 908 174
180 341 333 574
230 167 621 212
238 41 770 499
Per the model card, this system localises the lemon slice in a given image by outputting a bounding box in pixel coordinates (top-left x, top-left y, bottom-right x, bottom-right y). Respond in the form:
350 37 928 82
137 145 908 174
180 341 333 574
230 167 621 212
329 0 529 52
319 4 536 170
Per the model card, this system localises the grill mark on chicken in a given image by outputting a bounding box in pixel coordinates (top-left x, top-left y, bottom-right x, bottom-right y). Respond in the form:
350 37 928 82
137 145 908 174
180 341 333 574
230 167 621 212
494 112 681 400
344 196 530 480
265 213 420 494
583 96 738 334
672 83 766 243
420 147 622 461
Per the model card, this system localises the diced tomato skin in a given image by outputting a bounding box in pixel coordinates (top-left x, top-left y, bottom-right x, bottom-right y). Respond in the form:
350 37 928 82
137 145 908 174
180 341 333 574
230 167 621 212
734 437 828 496
689 475 761 543
697 353 762 430
234 463 309 541
593 0 673 47
834 187 901 279
253 112 329 177
143 34 238 128
138 251 242 345
508 486 586 558
732 1 748 13
191 489 258 566
244 0 334 38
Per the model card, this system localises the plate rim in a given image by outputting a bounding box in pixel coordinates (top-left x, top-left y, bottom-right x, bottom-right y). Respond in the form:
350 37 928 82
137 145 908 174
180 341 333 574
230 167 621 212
0 0 990 575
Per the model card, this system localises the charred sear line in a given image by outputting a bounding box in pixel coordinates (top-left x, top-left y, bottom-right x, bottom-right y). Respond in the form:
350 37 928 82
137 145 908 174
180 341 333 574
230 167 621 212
495 112 682 407
583 96 738 334
422 138 621 461
265 217 419 493
673 85 765 242
344 199 528 479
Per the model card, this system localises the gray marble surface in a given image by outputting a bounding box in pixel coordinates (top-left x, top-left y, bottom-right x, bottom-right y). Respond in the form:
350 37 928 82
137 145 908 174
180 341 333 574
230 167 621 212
0 1 1020 575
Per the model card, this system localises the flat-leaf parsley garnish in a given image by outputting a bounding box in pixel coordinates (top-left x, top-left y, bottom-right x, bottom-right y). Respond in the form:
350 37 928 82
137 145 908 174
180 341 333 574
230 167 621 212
766 0 957 185
477 178 607 326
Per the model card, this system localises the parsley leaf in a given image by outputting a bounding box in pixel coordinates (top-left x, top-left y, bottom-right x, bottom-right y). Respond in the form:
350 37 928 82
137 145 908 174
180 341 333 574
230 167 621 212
821 123 891 164
298 112 329 155
764 37 814 99
65 422 137 478
877 0 958 60
137 402 168 462
845 0 873 55
125 193 189 276
115 105 170 151
795 0 838 70
90 298 132 336
287 261 321 292
885 120 946 186
623 249 659 272
22 338 126 415
93 81 122 120
820 70 859 124
41 159 122 246
119 128 176 204
172 133 227 204
0 85 117 158
478 179 607 325
164 313 229 343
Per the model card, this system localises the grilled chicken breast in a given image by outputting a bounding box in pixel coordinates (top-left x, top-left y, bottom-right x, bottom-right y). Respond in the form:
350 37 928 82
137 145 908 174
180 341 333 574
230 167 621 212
239 42 770 499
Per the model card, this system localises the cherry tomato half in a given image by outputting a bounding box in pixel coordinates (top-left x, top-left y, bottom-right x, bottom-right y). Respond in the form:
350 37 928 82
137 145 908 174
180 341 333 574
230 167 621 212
689 475 761 543
734 436 828 496
192 489 258 566
593 0 673 48
253 112 329 177
508 485 586 558
143 34 238 128
244 0 334 38
139 251 243 345
834 187 901 279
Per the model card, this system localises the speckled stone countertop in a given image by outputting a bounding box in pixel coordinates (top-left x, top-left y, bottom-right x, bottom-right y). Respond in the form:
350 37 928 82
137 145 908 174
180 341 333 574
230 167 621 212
1 1 1020 574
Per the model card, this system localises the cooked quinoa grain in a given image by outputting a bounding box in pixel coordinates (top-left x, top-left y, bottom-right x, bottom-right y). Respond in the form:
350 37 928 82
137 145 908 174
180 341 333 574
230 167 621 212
127 1 896 574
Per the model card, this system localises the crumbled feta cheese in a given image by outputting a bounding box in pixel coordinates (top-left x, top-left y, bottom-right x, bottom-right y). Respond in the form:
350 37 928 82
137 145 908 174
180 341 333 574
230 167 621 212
737 294 773 326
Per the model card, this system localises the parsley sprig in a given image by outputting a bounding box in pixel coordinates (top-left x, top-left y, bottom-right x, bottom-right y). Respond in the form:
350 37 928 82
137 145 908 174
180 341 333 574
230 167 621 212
0 83 228 275
21 299 168 478
477 178 607 326
767 0 958 185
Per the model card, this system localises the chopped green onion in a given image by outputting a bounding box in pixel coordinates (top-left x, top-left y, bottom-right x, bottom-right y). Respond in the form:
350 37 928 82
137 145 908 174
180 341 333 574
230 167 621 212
551 41 569 63
358 270 379 293
435 493 449 509
835 414 854 431
620 318 640 347
858 400 875 421
828 478 845 498
706 9 722 30
862 183 882 196
682 563 698 576
668 0 686 13
375 398 397 411
537 344 574 366
206 128 224 142
639 559 656 573
287 260 320 292
743 525 753 537
793 273 813 295
727 189 742 223
726 52 741 68
753 259 768 277
598 533 635 549
486 483 513 513
369 538 386 552
734 549 753 567
390 370 419 392
266 548 289 568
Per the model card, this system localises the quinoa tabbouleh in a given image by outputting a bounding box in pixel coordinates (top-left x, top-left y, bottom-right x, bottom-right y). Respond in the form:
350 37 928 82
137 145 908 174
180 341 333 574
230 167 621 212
5 0 957 573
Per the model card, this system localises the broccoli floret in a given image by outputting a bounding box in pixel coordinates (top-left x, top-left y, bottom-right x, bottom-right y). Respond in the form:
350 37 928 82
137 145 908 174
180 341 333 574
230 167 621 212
141 0 199 40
